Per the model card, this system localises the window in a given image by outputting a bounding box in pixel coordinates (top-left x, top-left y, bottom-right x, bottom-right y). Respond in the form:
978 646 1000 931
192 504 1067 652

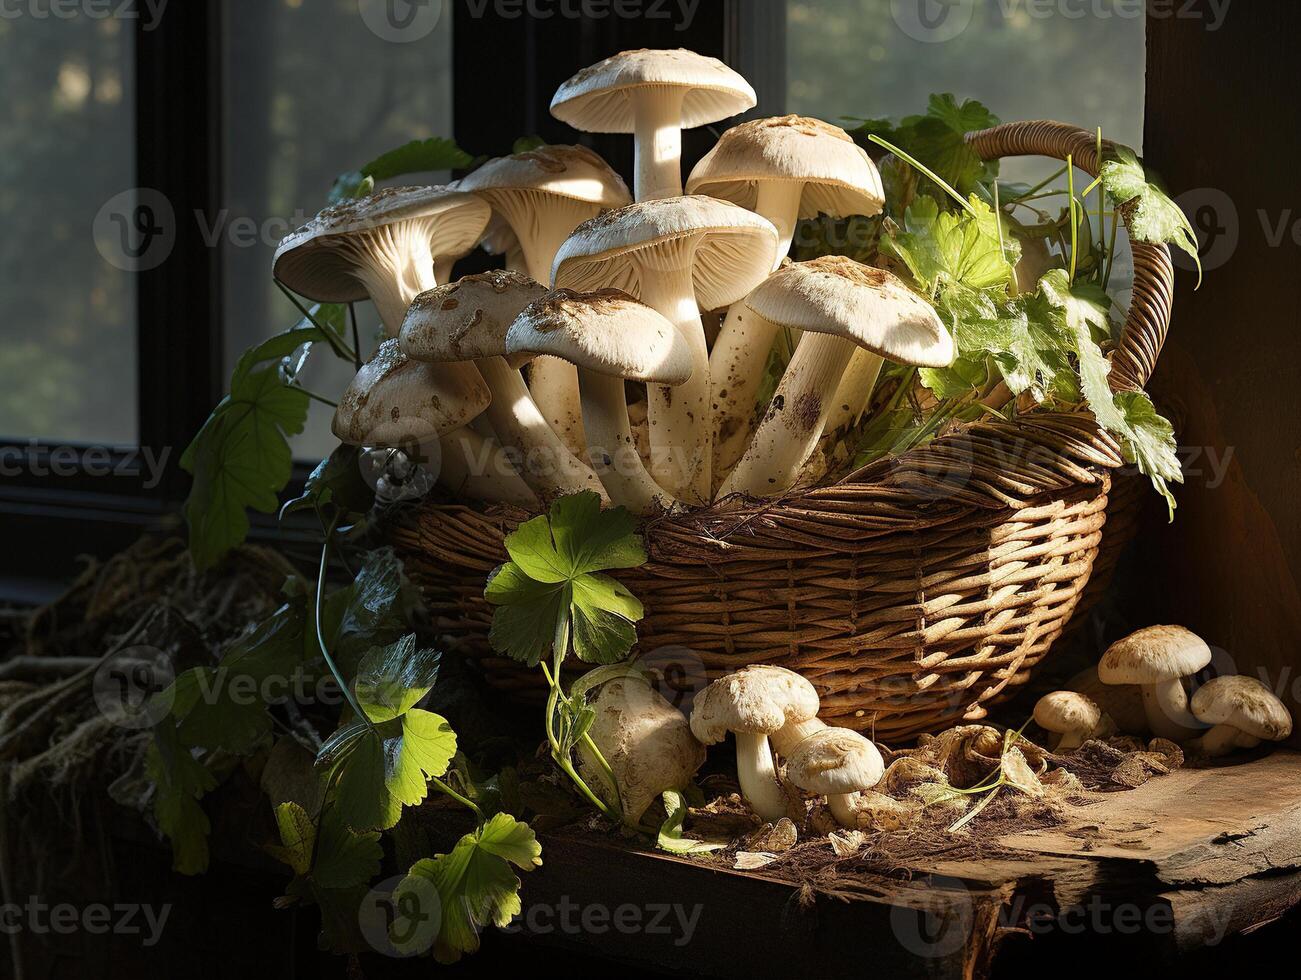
222 0 456 458
0 12 137 445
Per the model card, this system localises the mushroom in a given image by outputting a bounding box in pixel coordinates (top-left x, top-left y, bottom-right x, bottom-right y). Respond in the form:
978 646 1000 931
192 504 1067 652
399 270 605 503
332 338 489 448
718 257 952 499
1188 675 1293 757
1033 691 1111 751
550 48 756 202
785 728 886 829
553 197 778 503
273 185 490 337
576 673 706 825
1098 625 1213 742
457 145 632 459
685 116 885 477
507 288 691 515
689 665 820 821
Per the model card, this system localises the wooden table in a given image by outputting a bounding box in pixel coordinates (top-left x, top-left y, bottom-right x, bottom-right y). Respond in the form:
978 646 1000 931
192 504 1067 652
510 751 1301 978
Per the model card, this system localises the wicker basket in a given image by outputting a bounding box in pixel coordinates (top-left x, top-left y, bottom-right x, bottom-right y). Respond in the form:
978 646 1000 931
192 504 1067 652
389 121 1175 742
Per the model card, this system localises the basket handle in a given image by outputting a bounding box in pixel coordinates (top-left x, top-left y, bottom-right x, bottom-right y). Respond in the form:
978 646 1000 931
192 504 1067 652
965 121 1174 393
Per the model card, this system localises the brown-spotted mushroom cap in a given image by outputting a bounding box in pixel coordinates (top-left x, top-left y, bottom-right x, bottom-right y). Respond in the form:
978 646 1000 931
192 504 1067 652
1099 625 1212 685
786 727 885 797
332 339 489 447
400 269 548 369
1191 676 1293 742
506 288 692 385
687 115 885 225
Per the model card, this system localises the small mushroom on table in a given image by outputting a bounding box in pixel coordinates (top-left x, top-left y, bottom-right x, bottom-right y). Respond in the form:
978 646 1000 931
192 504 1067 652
1098 625 1213 742
577 673 706 825
1188 675 1293 756
689 666 820 822
718 257 952 500
1033 691 1112 751
507 288 692 515
399 270 606 503
785 728 886 829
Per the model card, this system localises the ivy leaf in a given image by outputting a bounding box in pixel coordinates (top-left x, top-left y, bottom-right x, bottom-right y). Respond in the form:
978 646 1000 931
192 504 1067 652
316 634 456 831
850 95 999 203
147 722 217 875
657 789 725 856
886 195 1019 294
280 444 376 519
484 492 647 667
1099 145 1202 284
392 814 542 964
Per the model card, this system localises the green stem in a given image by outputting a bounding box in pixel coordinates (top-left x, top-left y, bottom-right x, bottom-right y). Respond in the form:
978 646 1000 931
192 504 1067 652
1066 155 1079 284
868 134 974 216
431 775 483 826
291 384 338 408
314 515 376 734
274 280 358 364
348 302 363 370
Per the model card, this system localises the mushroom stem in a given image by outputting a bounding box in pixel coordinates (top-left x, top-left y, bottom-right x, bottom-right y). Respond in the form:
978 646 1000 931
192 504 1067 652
1194 723 1255 757
436 426 539 507
578 369 677 515
1142 677 1201 741
512 244 588 459
476 357 607 503
632 88 687 202
771 716 827 757
710 182 803 481
827 793 862 829
639 264 712 504
734 731 788 822
1055 731 1085 751
820 348 886 449
720 333 868 499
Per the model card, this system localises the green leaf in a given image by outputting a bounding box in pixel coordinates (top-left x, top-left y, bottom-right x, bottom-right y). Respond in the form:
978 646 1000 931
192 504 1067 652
354 634 441 724
484 492 647 666
362 137 474 182
266 801 316 876
312 806 384 889
850 95 999 203
511 135 546 154
280 444 376 519
886 195 1019 295
1114 390 1183 519
1099 145 1202 283
147 723 217 875
657 789 724 855
392 814 541 963
318 548 423 673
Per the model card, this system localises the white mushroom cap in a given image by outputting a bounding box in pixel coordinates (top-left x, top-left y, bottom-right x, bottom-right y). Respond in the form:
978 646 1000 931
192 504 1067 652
273 185 490 303
1034 691 1102 738
456 144 631 210
552 196 778 312
1191 676 1293 742
686 115 884 219
332 339 490 447
785 728 884 796
746 256 954 368
400 269 547 366
550 48 755 133
507 288 693 385
689 665 819 745
1099 625 1213 685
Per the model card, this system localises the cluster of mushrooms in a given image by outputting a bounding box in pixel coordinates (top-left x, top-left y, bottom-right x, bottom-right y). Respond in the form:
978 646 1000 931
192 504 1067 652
1034 625 1294 757
576 663 884 830
273 47 955 513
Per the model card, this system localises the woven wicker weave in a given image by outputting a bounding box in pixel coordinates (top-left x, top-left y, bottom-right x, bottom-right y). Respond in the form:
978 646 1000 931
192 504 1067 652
389 121 1175 741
